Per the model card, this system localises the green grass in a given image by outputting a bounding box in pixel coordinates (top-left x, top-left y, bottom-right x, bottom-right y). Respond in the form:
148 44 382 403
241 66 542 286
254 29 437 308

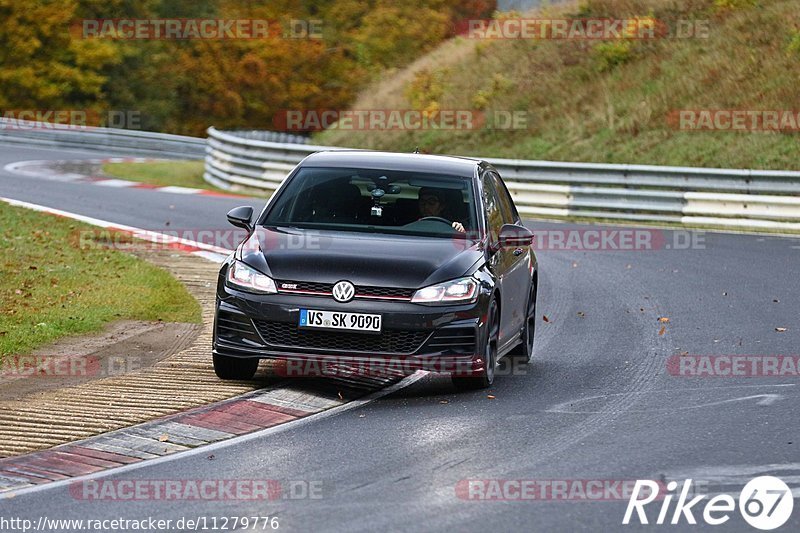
102 160 213 189
102 160 273 198
0 202 202 358
315 0 800 171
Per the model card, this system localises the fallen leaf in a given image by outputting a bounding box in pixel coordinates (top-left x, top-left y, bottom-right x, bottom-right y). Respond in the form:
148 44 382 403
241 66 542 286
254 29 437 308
658 326 666 336
487 395 495 400
158 434 169 442
680 351 689 356
658 317 670 323
542 315 550 323
775 327 787 332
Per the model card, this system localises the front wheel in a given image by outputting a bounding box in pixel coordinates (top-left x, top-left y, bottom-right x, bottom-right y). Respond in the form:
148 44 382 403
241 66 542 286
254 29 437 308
452 298 498 390
213 353 259 380
509 281 537 364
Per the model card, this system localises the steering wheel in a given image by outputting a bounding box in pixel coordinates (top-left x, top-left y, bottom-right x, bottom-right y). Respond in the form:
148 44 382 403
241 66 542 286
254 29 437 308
417 216 453 225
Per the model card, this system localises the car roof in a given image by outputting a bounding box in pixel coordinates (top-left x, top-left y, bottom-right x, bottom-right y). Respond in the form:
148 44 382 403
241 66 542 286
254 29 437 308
299 150 484 177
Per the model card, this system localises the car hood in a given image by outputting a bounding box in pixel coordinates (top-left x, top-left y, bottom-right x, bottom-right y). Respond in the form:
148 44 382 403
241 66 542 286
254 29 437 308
240 226 485 288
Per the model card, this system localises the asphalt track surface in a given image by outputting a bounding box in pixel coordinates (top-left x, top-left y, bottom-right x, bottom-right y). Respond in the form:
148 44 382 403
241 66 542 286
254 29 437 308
0 143 798 532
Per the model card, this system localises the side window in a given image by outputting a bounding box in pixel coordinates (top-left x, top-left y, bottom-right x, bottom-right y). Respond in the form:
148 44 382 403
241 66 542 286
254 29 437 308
490 172 518 224
481 174 503 233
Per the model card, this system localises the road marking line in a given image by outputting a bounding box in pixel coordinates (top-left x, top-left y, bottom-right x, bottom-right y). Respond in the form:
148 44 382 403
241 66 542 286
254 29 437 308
546 384 796 413
156 185 206 194
93 179 138 188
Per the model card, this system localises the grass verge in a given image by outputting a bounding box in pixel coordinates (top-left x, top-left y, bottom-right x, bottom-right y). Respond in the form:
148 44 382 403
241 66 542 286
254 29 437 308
102 160 210 189
315 0 800 171
0 201 202 358
101 160 272 198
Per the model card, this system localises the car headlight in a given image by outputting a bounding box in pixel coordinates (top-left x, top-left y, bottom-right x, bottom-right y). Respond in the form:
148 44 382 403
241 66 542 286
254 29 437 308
226 261 277 294
411 277 478 304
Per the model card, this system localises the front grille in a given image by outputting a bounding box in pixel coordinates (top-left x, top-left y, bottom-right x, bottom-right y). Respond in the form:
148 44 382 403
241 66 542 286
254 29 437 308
425 327 477 354
216 311 264 347
254 321 429 354
276 280 414 301
356 286 415 299
276 280 330 294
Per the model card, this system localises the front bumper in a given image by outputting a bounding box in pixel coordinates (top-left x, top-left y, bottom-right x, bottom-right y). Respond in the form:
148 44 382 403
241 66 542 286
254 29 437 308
213 280 490 377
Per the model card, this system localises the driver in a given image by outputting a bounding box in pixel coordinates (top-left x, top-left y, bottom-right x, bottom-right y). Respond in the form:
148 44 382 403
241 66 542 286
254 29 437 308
417 187 465 233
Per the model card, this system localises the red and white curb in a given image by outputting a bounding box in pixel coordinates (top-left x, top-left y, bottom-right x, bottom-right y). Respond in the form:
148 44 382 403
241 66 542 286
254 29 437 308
3 158 246 198
0 374 425 497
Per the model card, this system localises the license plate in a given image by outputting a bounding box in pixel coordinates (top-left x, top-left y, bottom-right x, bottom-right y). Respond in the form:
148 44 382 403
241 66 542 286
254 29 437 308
299 309 382 333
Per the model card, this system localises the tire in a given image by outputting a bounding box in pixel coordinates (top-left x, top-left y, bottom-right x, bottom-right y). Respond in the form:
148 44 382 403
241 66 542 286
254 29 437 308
452 298 499 390
509 280 537 364
213 353 259 380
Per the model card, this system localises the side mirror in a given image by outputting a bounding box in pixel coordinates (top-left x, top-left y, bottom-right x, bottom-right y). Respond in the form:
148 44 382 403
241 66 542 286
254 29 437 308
492 224 534 252
226 206 254 231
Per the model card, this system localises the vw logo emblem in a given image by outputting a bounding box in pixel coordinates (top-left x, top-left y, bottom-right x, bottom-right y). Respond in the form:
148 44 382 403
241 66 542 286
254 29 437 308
332 280 355 303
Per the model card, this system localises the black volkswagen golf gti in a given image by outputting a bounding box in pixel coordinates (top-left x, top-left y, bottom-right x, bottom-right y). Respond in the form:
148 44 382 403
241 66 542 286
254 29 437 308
213 151 538 389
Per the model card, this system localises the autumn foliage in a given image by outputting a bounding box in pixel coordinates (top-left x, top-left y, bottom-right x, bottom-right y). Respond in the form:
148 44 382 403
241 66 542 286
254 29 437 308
0 0 496 136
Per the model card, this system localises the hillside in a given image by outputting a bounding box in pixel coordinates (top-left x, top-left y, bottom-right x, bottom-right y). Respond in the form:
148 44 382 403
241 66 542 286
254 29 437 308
315 0 800 170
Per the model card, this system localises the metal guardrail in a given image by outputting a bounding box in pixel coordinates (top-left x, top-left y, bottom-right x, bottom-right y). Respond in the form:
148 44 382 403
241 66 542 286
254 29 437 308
205 127 800 231
0 119 307 159
0 118 206 158
2 120 796 231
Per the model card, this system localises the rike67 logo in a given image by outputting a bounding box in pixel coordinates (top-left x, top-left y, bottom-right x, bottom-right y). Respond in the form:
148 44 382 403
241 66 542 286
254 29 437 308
623 477 794 530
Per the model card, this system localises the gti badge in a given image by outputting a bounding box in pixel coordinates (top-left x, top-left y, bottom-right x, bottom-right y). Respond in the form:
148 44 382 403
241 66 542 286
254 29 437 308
332 280 355 303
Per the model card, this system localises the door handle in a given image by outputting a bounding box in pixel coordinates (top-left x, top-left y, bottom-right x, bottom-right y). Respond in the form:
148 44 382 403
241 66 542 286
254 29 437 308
513 248 524 256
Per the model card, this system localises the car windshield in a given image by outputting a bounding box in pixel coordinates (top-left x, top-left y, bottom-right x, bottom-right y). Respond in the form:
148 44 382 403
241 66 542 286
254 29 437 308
262 166 478 238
